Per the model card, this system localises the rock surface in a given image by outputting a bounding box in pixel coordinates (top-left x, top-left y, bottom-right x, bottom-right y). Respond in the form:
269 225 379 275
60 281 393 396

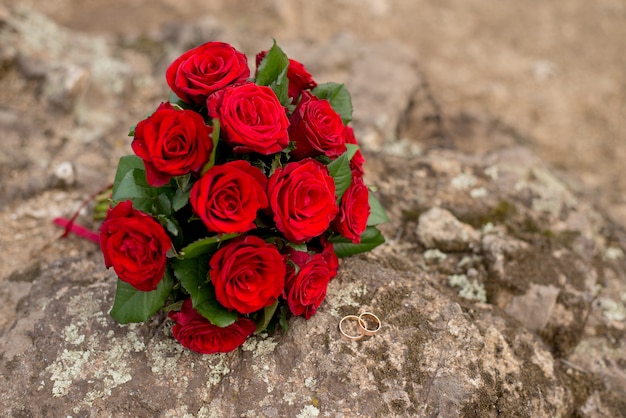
1 5 626 417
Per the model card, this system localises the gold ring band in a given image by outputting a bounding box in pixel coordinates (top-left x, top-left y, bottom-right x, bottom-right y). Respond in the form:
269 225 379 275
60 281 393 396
339 315 364 341
358 312 381 336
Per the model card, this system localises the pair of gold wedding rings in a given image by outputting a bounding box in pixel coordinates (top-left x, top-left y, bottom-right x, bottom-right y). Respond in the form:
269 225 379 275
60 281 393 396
338 312 381 341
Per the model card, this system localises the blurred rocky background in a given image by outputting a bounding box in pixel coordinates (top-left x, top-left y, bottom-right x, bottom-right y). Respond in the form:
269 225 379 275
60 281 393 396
0 1 625 416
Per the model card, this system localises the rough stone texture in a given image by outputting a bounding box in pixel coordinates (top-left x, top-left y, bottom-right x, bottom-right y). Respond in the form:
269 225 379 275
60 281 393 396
1 5 626 417
417 207 481 252
0 256 575 417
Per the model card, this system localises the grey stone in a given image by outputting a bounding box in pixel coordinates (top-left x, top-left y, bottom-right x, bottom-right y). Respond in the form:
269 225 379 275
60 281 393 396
417 207 481 252
504 283 561 332
1 5 626 417
0 256 574 417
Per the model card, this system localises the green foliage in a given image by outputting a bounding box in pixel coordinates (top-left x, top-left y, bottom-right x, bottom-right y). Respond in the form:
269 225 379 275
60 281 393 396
312 82 353 124
168 90 191 110
367 191 389 226
255 40 290 106
201 119 221 175
254 300 279 334
330 226 386 258
172 257 238 327
180 233 240 259
327 144 359 203
110 270 174 324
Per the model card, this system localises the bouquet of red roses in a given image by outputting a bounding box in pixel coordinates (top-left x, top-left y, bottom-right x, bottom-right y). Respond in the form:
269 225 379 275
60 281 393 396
99 40 388 354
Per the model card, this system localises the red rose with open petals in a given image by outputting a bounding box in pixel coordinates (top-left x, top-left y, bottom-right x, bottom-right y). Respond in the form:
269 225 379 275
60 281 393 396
132 102 212 186
166 41 250 105
267 159 339 243
210 236 286 314
190 160 268 234
288 92 347 160
207 83 289 155
255 51 317 101
333 175 370 243
284 247 338 319
100 200 172 291
169 299 256 354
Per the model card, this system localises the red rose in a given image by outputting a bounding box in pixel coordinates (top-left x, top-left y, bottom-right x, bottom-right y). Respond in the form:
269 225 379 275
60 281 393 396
255 51 317 101
210 236 286 314
333 175 370 243
319 238 339 276
284 246 338 319
190 160 268 234
132 102 212 186
288 92 347 160
207 83 289 155
100 200 172 291
267 159 339 243
168 299 256 354
343 126 365 177
166 41 250 105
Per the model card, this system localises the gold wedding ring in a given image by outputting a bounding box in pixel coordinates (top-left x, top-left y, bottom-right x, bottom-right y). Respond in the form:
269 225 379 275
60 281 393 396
339 315 365 341
339 312 382 340
358 312 381 336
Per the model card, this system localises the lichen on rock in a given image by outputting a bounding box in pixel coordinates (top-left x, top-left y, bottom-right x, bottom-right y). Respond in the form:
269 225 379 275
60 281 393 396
1 5 626 417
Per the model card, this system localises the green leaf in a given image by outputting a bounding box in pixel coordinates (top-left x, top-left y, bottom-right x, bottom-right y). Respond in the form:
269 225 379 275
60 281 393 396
329 226 385 258
346 143 359 161
327 152 352 203
254 300 279 334
286 241 308 253
367 190 389 226
111 164 178 214
156 215 181 237
172 257 238 327
112 169 155 213
112 155 144 195
256 40 289 86
312 82 353 124
201 119 221 175
154 193 172 215
180 233 240 259
255 41 289 106
172 187 190 212
279 305 290 332
175 174 192 193
110 270 174 324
